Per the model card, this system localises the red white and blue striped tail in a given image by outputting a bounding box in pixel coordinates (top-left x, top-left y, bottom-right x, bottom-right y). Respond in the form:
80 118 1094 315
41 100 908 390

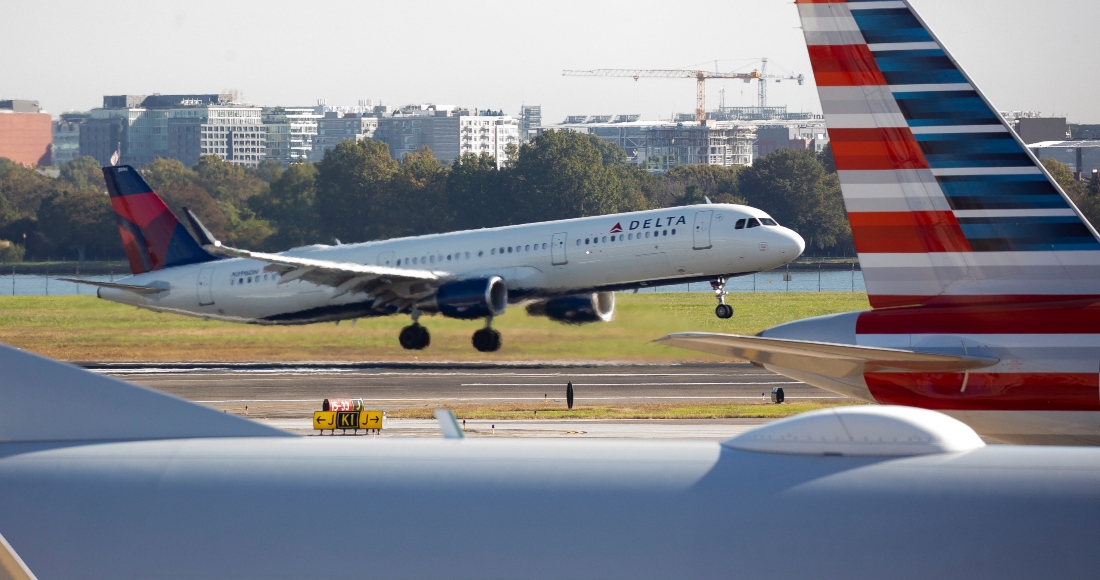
797 0 1100 309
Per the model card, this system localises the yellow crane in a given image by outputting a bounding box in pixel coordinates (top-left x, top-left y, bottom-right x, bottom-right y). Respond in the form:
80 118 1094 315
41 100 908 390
561 68 761 124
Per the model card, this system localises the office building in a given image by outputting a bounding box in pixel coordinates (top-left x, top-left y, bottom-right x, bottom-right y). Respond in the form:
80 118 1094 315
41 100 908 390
0 100 52 167
375 105 519 166
312 112 379 162
51 113 89 166
263 107 321 164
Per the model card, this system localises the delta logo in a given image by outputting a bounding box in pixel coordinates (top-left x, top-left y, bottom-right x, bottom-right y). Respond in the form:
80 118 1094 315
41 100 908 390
610 215 688 233
610 223 623 233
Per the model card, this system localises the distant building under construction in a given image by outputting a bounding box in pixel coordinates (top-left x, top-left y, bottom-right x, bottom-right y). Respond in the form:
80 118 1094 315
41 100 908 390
643 123 755 172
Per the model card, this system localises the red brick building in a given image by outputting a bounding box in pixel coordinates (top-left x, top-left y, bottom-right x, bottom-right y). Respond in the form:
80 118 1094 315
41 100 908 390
0 100 52 167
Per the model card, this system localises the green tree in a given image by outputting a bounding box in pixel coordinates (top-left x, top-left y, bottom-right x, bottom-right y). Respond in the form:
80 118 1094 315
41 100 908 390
509 130 643 223
0 158 56 217
58 156 107 191
657 164 744 208
36 189 116 263
817 143 836 174
193 155 267 206
315 139 400 242
738 148 850 252
142 158 197 191
249 159 284 184
1074 170 1100 231
446 153 509 230
249 162 321 249
388 147 449 237
1041 158 1083 200
219 202 274 249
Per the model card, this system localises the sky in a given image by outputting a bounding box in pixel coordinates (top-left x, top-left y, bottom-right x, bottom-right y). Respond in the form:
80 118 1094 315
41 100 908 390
3 0 1098 123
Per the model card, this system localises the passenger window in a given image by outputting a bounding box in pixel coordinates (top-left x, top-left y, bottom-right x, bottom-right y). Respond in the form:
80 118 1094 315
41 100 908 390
466 252 471 258
761 218 778 226
585 238 590 245
479 250 484 257
491 248 496 255
671 228 676 235
576 239 581 246
396 259 401 266
525 245 530 251
645 231 650 238
628 233 633 240
430 255 435 263
735 219 746 229
247 277 252 283
593 237 597 245
747 218 760 228
499 247 504 254
507 247 512 253
542 243 547 249
602 236 607 243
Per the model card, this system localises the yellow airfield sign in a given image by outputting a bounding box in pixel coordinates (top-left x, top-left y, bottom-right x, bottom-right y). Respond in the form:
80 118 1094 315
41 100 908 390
313 410 383 433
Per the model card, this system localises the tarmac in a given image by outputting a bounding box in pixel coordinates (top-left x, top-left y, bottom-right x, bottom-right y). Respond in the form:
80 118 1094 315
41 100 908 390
96 361 849 439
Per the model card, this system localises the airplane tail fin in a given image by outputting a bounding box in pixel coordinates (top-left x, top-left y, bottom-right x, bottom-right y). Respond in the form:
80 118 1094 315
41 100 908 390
797 0 1100 308
103 165 217 275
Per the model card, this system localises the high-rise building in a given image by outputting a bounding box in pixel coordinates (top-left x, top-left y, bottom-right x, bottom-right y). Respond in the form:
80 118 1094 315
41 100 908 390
311 112 379 162
0 100 52 167
51 113 89 166
262 107 321 164
375 105 519 166
519 105 541 142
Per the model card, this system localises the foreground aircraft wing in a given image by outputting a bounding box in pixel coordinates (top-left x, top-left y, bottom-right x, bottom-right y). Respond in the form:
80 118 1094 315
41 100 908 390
56 278 166 295
183 208 440 300
655 333 998 379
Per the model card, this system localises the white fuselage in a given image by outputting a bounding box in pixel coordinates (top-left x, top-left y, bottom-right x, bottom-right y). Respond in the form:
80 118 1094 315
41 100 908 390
99 204 804 324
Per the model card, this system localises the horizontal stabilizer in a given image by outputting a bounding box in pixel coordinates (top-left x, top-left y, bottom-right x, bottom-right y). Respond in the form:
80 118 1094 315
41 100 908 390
0 343 291 443
655 332 998 379
56 278 166 295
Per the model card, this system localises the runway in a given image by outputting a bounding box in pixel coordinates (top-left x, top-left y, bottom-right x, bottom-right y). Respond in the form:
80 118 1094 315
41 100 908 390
95 361 849 439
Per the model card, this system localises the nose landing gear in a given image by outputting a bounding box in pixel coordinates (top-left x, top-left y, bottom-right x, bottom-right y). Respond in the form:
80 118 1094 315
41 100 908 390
472 318 502 352
711 277 734 319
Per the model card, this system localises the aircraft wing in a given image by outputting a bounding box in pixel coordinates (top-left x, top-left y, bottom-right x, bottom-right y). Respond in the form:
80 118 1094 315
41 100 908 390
654 332 999 379
56 278 166 295
184 208 441 304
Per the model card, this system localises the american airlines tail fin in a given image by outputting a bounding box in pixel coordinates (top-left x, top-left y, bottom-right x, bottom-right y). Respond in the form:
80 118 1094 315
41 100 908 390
103 165 217 275
797 0 1100 308
0 343 290 443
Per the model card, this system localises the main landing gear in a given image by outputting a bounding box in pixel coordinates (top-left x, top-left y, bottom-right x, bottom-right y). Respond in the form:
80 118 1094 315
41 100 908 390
399 309 431 350
399 323 431 350
472 318 502 353
711 277 734 319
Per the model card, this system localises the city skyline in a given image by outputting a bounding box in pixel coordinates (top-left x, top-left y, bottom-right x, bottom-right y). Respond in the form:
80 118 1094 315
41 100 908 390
3 0 1098 124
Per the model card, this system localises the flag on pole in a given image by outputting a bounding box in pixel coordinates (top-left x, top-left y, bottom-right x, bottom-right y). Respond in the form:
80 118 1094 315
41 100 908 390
110 150 120 166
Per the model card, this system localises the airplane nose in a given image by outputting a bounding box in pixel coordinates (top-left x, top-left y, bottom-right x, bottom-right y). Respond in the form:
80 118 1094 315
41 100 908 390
779 227 805 257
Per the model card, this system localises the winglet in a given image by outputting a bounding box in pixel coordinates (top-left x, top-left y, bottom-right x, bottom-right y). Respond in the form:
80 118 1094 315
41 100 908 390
183 207 221 248
0 343 293 443
435 409 465 439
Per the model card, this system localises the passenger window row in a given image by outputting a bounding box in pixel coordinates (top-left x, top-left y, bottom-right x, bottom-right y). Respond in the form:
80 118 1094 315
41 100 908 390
231 274 274 285
577 229 677 246
395 242 550 267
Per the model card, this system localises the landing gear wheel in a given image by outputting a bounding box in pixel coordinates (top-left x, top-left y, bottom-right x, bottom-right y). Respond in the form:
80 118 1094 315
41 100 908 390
715 304 734 319
472 328 502 352
710 277 732 319
399 324 431 350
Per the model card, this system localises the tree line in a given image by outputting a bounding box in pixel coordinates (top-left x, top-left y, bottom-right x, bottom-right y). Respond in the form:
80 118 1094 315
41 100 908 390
2 130 865 264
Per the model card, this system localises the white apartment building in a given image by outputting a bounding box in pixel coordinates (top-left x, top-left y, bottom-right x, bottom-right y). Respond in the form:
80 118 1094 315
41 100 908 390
263 107 322 164
196 106 266 167
311 112 379 162
375 105 519 167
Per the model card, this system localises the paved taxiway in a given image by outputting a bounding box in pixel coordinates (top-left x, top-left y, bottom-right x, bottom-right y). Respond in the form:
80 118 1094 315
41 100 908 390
92 362 848 439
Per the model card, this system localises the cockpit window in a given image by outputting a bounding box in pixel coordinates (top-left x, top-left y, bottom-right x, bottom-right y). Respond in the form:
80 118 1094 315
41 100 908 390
734 219 746 230
760 218 778 226
746 218 761 228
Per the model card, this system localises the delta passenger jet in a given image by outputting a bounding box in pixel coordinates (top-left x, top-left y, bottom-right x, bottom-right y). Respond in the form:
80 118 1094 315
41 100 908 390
66 167 804 352
659 0 1100 444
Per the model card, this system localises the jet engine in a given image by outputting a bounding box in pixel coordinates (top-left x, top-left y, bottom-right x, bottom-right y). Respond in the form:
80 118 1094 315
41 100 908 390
427 277 508 320
526 292 615 324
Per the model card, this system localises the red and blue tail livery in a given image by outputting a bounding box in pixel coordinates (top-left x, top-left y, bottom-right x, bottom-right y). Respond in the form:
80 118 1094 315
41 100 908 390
798 0 1100 309
104 165 216 275
659 0 1100 444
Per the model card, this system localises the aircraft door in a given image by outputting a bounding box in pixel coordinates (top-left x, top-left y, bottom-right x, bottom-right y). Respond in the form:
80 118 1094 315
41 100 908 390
551 232 568 265
378 251 395 267
197 267 215 306
693 210 713 250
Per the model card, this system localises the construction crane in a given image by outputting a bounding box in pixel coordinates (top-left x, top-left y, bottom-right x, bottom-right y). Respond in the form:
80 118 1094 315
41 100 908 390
561 68 761 124
756 57 805 109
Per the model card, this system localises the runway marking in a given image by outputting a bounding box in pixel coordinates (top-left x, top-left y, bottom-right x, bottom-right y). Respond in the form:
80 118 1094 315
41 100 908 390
102 370 772 378
195 395 845 403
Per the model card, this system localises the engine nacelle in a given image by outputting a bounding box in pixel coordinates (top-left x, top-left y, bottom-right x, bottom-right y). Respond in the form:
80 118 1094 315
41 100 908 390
429 277 508 320
526 292 615 324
